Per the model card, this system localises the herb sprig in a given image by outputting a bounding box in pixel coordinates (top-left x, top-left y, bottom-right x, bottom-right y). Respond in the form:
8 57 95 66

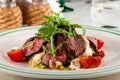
36 10 86 56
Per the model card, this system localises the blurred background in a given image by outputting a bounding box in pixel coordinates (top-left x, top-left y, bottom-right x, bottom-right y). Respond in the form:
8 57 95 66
61 0 120 28
61 0 92 26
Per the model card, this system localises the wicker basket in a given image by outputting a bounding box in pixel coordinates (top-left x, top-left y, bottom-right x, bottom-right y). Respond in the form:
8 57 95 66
27 3 52 26
0 6 22 32
17 0 52 26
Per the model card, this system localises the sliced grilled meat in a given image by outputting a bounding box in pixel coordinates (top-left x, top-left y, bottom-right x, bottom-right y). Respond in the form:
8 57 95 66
23 37 35 48
42 53 56 68
56 47 67 63
54 33 68 46
42 53 51 66
54 34 68 63
22 37 45 57
86 36 97 51
66 35 86 56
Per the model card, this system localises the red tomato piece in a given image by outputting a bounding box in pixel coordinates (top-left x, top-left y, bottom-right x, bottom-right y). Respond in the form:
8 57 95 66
80 56 102 68
7 49 24 62
97 39 104 50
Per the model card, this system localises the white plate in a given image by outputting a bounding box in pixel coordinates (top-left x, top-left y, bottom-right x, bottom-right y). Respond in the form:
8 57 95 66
0 26 120 79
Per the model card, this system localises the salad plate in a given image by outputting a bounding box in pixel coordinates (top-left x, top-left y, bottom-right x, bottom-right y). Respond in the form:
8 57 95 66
0 26 120 79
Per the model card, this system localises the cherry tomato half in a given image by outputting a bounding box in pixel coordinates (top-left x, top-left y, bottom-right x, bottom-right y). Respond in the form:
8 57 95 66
7 49 24 62
80 56 102 68
97 39 104 50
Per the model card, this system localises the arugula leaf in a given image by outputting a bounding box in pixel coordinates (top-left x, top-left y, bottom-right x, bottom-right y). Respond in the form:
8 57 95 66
36 10 86 56
36 25 56 40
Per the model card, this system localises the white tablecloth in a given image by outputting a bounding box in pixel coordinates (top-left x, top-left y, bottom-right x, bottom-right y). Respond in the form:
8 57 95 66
0 1 120 80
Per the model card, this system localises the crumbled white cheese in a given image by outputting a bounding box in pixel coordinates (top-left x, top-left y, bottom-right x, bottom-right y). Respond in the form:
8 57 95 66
69 58 81 70
83 36 93 56
31 52 44 67
83 46 93 56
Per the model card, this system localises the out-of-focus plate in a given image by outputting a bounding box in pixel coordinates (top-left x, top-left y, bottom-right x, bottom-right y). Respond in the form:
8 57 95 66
0 26 120 79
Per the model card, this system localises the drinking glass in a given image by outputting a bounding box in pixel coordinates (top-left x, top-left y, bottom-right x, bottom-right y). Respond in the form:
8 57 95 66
91 0 120 27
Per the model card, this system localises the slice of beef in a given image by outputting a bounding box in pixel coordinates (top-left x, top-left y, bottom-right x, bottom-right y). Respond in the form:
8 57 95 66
23 37 45 57
86 36 97 51
42 53 52 66
42 53 56 68
56 47 67 63
66 35 86 56
50 57 56 68
23 37 35 48
54 34 68 46
24 37 35 43
54 34 68 63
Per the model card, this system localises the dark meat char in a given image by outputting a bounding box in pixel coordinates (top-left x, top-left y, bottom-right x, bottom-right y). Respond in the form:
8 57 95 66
42 53 51 66
42 53 56 68
23 37 35 45
54 34 68 46
54 34 68 63
66 35 86 56
23 37 45 57
56 47 67 63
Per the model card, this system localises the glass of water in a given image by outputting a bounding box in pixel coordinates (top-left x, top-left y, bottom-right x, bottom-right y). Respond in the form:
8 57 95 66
91 0 120 27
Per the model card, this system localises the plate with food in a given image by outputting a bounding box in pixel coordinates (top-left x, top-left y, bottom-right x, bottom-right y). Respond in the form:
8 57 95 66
0 11 120 79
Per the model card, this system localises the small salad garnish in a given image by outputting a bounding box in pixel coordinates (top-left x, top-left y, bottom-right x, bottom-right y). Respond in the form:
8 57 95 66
7 11 105 70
